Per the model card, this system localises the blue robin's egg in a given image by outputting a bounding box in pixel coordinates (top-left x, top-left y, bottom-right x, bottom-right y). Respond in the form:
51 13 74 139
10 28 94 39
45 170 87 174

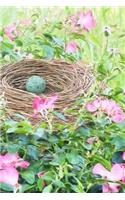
26 75 46 94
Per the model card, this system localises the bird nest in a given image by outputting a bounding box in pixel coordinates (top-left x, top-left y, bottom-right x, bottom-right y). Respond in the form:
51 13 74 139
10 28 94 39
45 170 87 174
1 59 94 123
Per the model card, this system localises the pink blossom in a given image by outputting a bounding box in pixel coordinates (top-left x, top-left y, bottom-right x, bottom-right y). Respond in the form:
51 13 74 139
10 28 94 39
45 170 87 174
0 153 30 186
37 171 45 178
4 23 17 41
111 113 125 123
0 167 19 186
65 41 78 54
0 153 30 169
69 13 79 27
87 136 99 144
123 152 125 161
100 99 125 123
69 10 96 32
100 99 111 112
86 98 125 123
86 99 100 112
92 163 110 178
92 163 125 181
92 163 125 193
15 160 30 168
108 164 124 182
33 95 58 117
102 183 120 193
77 10 96 31
20 19 31 26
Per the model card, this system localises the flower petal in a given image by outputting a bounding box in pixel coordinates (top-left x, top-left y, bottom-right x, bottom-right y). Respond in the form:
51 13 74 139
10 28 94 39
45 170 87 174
92 163 110 178
102 183 120 193
109 164 124 181
0 167 19 186
123 152 125 161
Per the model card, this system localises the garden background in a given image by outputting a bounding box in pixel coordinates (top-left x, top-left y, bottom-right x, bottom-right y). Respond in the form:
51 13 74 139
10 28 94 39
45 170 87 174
0 7 125 193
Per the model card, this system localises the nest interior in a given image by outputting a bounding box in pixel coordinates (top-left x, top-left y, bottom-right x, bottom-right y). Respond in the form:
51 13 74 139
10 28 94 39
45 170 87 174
1 59 94 122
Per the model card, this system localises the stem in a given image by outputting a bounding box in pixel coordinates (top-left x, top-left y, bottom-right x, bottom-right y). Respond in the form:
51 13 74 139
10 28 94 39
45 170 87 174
5 131 9 143
44 113 53 134
100 36 109 62
64 22 67 51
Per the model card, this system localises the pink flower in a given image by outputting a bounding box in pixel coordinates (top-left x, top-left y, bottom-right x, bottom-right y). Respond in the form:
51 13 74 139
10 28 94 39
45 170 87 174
4 23 17 41
86 99 100 112
0 153 30 169
102 183 120 193
123 152 125 161
86 98 125 123
69 13 78 27
108 164 124 182
0 153 30 186
37 172 45 178
33 95 58 117
87 136 99 144
92 163 125 193
65 41 78 54
77 10 96 31
111 113 125 123
20 19 31 26
92 163 110 178
69 10 96 32
93 163 125 182
0 167 19 186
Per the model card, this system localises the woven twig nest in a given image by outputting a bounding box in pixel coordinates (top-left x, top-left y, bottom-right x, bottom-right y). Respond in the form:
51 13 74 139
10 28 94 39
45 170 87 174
1 59 94 123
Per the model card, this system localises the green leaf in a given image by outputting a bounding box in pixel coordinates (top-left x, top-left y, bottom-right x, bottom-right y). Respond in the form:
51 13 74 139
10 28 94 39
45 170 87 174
66 152 84 165
43 33 53 41
14 113 26 120
109 72 125 89
0 183 14 192
15 39 23 46
71 183 84 193
88 184 102 193
2 40 14 49
51 153 66 166
4 119 17 128
53 111 67 121
71 32 85 40
6 127 17 133
42 171 56 182
19 184 34 193
16 120 32 134
21 170 35 184
53 180 65 188
52 37 64 46
27 145 39 160
111 135 125 150
77 127 90 137
111 151 124 163
42 184 52 193
7 144 20 153
34 128 46 140
93 155 112 170
42 45 54 59
37 178 44 191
